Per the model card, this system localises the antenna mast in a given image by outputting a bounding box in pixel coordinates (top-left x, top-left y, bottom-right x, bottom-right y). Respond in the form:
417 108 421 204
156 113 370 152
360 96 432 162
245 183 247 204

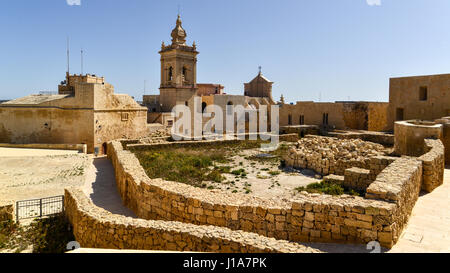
81 48 84 75
67 37 70 74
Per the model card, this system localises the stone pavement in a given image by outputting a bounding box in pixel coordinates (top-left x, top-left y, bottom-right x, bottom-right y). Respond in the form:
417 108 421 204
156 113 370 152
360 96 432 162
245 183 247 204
389 168 450 253
82 156 136 218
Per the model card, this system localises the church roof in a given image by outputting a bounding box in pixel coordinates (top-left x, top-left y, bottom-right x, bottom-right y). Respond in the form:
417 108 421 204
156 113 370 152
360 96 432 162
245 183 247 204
250 72 273 83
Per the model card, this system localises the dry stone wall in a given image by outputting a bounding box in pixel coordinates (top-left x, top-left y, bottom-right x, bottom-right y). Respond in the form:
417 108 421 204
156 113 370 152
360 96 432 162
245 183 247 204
106 139 429 248
284 136 388 176
327 131 394 146
418 139 445 192
64 188 319 253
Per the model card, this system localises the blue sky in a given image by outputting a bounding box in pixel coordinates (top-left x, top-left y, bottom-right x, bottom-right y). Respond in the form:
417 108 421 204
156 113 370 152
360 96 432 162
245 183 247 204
1 0 450 103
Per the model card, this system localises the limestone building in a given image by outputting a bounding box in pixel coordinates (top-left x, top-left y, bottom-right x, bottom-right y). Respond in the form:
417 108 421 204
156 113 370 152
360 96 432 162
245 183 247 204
387 73 450 130
278 101 389 132
0 73 148 153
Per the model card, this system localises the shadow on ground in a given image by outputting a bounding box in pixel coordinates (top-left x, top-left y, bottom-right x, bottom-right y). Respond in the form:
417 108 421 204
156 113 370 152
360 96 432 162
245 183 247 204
87 157 136 218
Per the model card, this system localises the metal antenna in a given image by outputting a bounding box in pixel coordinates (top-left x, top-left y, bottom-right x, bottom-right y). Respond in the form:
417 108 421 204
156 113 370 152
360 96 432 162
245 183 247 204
67 37 70 74
178 4 181 16
144 80 147 96
258 66 262 74
81 48 84 75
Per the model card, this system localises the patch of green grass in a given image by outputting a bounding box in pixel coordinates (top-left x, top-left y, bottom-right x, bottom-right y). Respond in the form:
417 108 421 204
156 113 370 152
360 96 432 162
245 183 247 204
295 181 365 197
231 168 247 176
269 171 281 176
133 140 269 188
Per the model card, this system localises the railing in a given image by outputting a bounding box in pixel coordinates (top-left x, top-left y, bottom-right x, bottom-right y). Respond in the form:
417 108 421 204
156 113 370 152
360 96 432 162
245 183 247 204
16 195 64 222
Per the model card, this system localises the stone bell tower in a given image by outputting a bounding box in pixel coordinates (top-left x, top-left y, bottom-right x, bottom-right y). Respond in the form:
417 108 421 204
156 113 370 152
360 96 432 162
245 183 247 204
159 15 199 112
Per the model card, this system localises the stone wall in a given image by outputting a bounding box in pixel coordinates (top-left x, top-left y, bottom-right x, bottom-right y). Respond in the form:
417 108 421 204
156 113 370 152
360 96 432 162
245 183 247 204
64 188 319 253
327 130 394 146
365 158 423 242
343 167 372 191
418 139 445 192
283 136 388 176
394 120 442 157
107 139 427 248
279 101 389 131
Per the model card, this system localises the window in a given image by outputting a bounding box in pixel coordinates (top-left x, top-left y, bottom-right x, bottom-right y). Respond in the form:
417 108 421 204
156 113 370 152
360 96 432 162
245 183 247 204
182 66 188 83
202 102 207 112
185 101 188 107
396 108 404 121
167 120 173 127
299 115 305 125
121 112 129 121
322 113 329 125
227 101 233 115
419 86 428 101
168 67 173 82
288 114 292 125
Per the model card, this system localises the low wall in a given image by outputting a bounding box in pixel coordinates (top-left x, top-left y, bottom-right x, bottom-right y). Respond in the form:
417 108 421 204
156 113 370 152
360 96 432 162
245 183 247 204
366 157 423 242
107 140 424 248
283 136 390 176
394 120 442 157
327 130 394 146
0 202 14 222
0 143 87 153
64 188 319 253
418 139 445 192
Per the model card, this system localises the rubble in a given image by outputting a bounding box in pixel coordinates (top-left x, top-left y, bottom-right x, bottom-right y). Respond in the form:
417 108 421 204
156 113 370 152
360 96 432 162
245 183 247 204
284 136 388 175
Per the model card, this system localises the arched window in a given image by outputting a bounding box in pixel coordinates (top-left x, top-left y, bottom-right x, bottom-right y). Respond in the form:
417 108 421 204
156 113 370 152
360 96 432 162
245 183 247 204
182 66 187 79
202 102 207 112
168 67 173 81
288 114 292 125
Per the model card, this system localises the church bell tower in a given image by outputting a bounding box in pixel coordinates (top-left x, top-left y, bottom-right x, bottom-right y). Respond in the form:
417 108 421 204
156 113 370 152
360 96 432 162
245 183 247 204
159 15 199 112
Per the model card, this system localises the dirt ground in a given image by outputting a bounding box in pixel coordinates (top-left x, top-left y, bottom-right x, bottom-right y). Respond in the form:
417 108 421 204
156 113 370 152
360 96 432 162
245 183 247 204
203 147 321 199
0 148 90 202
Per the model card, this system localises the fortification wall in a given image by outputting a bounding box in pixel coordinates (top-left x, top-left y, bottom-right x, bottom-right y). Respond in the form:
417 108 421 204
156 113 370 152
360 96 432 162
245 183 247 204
107 139 428 248
64 188 318 253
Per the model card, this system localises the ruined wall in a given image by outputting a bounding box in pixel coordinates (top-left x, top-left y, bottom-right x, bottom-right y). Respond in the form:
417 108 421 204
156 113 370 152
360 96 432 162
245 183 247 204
327 131 394 146
342 103 368 130
283 136 388 176
0 107 94 152
418 139 445 192
64 188 318 253
368 103 389 132
107 139 426 248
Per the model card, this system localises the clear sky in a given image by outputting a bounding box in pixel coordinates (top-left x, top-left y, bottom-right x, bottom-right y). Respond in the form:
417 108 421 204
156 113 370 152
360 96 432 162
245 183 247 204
1 0 450 103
